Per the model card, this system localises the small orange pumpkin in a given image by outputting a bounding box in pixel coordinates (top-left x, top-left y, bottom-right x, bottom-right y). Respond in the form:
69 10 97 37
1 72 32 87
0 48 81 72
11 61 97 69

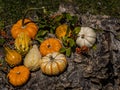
11 19 38 39
7 65 30 86
39 38 62 56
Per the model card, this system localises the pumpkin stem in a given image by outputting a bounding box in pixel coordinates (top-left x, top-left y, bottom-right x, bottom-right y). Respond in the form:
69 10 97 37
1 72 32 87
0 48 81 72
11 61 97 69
22 7 45 26
49 56 54 61
47 44 51 48
16 71 20 75
81 34 85 39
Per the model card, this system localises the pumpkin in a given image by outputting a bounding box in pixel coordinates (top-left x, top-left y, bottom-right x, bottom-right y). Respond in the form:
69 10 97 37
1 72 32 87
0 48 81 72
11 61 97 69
24 45 42 71
39 38 62 56
55 24 71 39
7 65 30 86
15 32 31 55
76 27 96 47
40 52 67 75
11 19 38 39
4 47 22 67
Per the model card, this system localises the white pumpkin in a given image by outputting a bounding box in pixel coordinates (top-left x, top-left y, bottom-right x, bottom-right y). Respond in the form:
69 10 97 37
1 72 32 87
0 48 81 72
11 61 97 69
40 52 67 75
76 27 96 47
24 45 41 71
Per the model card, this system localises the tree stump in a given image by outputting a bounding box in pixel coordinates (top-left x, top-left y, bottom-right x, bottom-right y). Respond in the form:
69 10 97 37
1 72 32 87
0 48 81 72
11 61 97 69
0 3 120 90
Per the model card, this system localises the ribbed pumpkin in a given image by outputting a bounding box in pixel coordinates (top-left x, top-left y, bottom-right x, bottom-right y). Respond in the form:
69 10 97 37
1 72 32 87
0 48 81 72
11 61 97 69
39 38 62 56
4 47 22 67
11 19 38 39
15 32 31 55
40 52 67 75
7 65 30 86
55 24 71 39
76 27 96 47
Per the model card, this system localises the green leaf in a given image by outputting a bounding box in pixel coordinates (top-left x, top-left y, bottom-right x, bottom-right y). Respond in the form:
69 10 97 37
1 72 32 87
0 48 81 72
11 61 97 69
0 38 5 44
50 28 54 34
66 26 71 36
36 38 44 43
53 15 63 22
66 47 71 57
36 30 48 37
68 38 75 47
39 24 46 29
62 40 68 46
73 27 81 35
61 37 68 46
66 13 72 21
92 44 97 50
59 47 66 53
70 16 78 26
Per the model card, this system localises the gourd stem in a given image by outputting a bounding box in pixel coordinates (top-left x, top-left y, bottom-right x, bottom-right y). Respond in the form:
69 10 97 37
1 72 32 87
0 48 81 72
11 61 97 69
49 53 59 61
4 47 10 53
22 7 45 27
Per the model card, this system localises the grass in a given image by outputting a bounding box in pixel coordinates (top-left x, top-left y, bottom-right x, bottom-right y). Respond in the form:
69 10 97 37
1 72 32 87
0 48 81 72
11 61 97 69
75 0 120 17
0 0 120 26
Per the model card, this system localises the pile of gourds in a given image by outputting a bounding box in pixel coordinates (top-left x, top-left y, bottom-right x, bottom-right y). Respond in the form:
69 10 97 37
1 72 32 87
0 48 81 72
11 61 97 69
4 11 97 87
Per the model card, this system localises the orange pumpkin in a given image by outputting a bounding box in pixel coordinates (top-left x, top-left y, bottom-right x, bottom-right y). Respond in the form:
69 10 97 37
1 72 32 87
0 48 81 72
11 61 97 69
7 65 30 86
39 38 62 56
11 19 38 39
